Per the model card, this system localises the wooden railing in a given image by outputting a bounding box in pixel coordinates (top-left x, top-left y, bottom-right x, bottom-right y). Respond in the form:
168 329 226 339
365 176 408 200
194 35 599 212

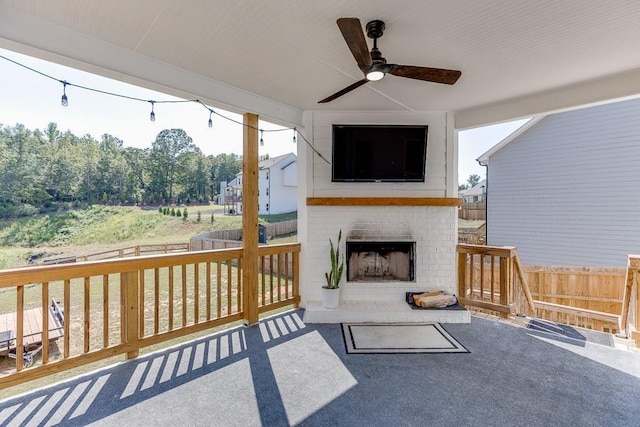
458 245 637 337
457 244 535 318
0 243 300 388
620 255 640 344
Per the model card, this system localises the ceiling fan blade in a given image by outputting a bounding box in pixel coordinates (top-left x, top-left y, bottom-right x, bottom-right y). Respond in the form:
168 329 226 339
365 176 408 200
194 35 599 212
318 79 369 103
390 65 461 85
337 18 372 69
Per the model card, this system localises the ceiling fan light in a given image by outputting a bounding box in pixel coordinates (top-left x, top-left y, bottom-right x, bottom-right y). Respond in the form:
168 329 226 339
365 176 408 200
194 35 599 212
366 70 384 81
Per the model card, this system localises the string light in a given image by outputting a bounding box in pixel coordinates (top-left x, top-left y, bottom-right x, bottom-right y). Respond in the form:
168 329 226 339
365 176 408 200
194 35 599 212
61 81 68 107
149 101 156 122
0 53 332 165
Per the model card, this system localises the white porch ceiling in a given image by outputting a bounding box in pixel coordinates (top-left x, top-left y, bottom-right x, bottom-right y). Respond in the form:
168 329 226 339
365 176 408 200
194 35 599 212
1 0 640 128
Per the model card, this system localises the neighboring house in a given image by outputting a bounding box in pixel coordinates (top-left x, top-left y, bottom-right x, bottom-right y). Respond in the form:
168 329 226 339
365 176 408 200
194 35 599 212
459 179 486 203
226 153 297 215
458 179 487 220
478 97 640 267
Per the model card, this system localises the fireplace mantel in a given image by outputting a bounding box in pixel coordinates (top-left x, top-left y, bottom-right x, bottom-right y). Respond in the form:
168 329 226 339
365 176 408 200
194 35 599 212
306 197 462 206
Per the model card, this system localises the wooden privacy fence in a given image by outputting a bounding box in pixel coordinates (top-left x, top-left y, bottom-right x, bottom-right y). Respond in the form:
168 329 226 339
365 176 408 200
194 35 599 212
192 220 298 247
458 202 486 220
0 243 300 388
525 264 624 332
42 243 190 265
457 244 535 318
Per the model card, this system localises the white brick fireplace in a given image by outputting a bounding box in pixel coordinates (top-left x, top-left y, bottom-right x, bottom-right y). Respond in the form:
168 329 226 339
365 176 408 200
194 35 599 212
298 110 469 323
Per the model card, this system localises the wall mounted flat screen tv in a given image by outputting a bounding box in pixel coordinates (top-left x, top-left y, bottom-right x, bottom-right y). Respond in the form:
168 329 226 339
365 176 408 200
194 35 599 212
332 124 428 182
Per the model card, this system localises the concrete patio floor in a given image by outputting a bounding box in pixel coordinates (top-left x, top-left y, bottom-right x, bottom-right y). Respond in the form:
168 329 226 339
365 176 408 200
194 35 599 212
0 309 638 426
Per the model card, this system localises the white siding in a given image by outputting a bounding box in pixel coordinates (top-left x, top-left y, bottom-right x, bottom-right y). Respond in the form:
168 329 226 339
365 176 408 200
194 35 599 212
258 169 269 215
268 155 298 214
282 162 296 187
255 154 297 215
487 98 640 267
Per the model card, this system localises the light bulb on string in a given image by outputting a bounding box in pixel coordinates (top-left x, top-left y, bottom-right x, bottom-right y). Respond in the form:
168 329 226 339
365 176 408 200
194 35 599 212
208 110 213 128
61 81 68 107
293 128 297 144
149 101 156 122
260 129 264 146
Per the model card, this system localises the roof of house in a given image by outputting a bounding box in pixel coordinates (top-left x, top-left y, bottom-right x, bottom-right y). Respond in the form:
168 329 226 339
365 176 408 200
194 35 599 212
259 153 296 170
234 153 296 178
459 179 487 197
476 117 542 164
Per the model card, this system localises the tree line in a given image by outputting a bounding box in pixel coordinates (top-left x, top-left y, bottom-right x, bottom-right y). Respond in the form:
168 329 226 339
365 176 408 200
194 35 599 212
458 174 481 191
0 122 242 217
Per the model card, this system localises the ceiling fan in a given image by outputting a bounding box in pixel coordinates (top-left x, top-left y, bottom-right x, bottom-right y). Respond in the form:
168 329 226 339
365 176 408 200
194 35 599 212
318 18 461 103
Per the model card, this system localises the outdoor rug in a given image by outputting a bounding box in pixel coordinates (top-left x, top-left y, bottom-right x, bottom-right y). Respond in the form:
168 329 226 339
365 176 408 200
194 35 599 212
341 323 469 354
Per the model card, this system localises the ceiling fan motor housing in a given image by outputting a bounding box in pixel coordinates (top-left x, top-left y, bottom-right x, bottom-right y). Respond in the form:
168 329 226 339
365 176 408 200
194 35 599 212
366 20 385 39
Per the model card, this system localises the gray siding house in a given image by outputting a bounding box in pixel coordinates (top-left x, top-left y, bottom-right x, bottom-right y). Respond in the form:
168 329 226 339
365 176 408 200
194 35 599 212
478 98 640 268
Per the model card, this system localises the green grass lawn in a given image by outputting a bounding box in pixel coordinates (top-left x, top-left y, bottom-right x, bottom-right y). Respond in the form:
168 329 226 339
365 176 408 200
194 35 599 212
458 219 486 229
0 205 297 269
0 204 300 397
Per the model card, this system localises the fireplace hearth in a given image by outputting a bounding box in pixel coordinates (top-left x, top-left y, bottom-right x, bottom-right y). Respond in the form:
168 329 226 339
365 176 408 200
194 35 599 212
346 241 415 282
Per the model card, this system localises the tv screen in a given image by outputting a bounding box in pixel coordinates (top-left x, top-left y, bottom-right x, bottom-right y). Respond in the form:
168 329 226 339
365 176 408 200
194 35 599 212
332 124 428 182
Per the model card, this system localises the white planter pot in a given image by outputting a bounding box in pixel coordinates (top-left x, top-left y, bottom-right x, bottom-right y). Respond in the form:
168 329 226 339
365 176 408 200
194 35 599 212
321 287 341 309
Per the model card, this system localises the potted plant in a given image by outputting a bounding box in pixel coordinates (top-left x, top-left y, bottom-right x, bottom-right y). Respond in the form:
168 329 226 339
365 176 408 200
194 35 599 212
322 230 344 309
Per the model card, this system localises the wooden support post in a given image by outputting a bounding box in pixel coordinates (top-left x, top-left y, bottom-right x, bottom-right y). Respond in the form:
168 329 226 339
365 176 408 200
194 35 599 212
42 282 49 364
121 271 139 359
499 256 510 318
242 112 259 325
513 250 536 316
293 251 300 308
620 256 637 335
16 286 24 371
457 252 467 299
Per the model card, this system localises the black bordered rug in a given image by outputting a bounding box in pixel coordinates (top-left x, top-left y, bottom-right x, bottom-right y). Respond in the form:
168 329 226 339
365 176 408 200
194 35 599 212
341 323 469 354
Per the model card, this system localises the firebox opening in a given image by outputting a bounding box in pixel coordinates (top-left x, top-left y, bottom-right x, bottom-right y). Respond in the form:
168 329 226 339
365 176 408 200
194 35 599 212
346 241 415 282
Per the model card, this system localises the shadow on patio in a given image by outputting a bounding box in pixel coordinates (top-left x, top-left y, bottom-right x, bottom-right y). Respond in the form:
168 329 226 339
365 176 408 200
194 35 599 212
0 309 638 426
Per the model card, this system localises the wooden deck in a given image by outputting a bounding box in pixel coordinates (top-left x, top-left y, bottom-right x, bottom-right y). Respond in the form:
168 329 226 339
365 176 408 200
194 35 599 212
0 306 64 353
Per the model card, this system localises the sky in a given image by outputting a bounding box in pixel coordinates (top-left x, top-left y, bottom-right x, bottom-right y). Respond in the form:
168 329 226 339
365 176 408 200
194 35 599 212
0 47 529 183
457 118 530 184
0 48 296 158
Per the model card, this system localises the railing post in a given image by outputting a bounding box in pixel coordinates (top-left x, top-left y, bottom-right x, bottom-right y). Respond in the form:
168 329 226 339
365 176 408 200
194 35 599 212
499 255 510 318
121 271 140 359
513 250 536 316
634 270 639 345
627 256 640 344
457 251 467 299
293 251 300 308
